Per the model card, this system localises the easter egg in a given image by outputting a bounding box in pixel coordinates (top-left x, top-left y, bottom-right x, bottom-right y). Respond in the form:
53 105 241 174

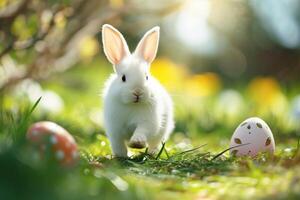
27 121 79 167
229 117 275 157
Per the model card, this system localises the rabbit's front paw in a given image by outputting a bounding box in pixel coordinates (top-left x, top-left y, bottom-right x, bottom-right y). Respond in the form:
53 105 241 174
128 135 146 149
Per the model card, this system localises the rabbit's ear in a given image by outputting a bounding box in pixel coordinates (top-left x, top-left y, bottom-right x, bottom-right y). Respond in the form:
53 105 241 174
134 26 160 63
102 24 130 65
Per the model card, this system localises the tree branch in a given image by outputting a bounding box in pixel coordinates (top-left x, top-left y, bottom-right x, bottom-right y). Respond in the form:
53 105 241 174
0 0 182 93
0 0 30 27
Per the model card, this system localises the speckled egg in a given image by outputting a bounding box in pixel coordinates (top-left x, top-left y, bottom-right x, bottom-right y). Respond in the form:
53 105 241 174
230 117 275 157
27 121 79 167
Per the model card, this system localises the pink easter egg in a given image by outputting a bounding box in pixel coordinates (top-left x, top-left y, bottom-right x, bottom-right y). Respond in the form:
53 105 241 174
27 121 79 167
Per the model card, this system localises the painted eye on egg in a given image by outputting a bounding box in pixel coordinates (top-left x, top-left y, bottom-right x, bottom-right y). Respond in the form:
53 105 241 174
146 75 148 80
122 75 126 82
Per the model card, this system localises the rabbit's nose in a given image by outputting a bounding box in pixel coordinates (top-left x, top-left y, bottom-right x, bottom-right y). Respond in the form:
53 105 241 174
133 91 143 97
133 89 143 96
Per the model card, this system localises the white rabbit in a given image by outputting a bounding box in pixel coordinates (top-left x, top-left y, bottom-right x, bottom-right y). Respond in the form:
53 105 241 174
101 24 174 157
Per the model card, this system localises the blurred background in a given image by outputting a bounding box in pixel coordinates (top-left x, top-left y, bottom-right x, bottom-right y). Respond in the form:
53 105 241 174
1 0 300 136
1 0 300 199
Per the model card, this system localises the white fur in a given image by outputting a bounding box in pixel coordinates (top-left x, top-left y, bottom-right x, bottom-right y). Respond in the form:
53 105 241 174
101 24 174 157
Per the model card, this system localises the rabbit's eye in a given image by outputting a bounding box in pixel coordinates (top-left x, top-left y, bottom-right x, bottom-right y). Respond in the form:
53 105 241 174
122 75 126 82
146 75 148 80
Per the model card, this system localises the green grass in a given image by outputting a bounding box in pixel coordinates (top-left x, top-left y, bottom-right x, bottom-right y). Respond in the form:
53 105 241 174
1 100 300 200
1 59 300 199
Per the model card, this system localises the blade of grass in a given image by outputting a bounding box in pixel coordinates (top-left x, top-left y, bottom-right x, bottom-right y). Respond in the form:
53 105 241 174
14 97 42 143
155 142 166 160
211 143 250 161
19 96 42 129
174 144 207 156
27 96 42 118
164 147 170 159
292 138 300 158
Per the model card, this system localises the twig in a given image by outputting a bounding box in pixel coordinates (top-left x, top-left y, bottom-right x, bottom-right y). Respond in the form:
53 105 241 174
0 35 15 58
14 8 61 50
0 0 30 23
0 7 62 59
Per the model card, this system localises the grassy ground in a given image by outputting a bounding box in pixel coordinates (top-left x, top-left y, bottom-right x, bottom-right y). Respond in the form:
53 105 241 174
1 58 300 200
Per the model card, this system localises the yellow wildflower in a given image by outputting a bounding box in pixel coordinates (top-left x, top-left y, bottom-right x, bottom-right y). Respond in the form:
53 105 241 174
185 72 221 97
151 58 188 91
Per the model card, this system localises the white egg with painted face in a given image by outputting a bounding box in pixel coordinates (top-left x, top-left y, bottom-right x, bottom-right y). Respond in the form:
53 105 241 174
230 117 275 157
